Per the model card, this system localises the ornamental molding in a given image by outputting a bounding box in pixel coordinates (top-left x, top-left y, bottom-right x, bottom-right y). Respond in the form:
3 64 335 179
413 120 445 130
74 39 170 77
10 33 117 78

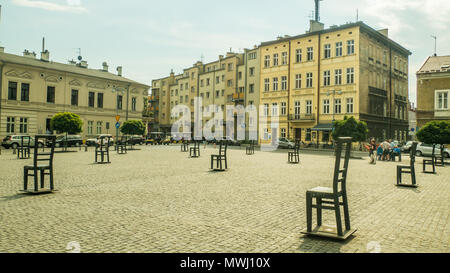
5 69 33 79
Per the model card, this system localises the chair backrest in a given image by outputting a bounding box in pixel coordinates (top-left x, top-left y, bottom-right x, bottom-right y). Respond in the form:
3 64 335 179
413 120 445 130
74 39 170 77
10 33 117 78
20 135 31 147
431 144 436 157
33 135 56 166
120 135 128 145
219 141 228 156
409 142 418 165
99 135 111 150
332 137 352 194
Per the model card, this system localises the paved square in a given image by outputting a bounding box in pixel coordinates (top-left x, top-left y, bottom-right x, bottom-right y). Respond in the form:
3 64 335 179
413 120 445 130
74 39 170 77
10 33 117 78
0 145 449 253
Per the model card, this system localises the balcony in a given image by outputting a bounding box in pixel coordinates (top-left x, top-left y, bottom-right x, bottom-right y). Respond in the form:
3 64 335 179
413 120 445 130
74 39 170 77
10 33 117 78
289 113 316 122
232 92 245 102
149 95 160 102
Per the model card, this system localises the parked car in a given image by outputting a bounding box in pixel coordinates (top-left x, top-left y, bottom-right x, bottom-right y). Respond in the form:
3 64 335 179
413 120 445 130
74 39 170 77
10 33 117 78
127 135 145 145
87 134 114 147
50 135 83 148
402 141 414 152
276 138 295 149
146 132 164 145
1 135 44 149
416 143 450 158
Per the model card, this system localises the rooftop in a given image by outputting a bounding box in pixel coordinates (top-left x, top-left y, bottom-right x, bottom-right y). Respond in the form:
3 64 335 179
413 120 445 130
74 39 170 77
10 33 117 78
417 55 450 74
0 51 150 88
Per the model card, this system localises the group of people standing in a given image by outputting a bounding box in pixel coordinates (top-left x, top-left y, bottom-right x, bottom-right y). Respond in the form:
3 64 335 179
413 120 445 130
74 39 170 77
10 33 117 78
366 139 401 165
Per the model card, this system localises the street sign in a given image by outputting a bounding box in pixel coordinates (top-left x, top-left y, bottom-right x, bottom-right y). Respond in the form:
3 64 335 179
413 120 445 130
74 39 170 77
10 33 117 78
115 122 120 129
115 115 121 122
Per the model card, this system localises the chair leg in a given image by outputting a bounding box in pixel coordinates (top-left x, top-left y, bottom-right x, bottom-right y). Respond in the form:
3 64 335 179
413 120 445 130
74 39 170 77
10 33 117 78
317 197 322 226
306 193 312 232
342 194 351 230
211 156 213 169
40 170 45 189
50 168 54 190
334 198 343 236
34 169 38 192
24 169 28 191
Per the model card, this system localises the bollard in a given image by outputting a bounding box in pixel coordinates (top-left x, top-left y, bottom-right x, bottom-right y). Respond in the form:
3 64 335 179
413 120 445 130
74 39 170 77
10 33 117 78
85 145 88 152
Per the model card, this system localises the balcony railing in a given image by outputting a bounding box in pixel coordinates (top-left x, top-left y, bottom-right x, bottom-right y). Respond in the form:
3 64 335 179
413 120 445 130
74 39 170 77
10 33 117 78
289 113 316 122
232 92 245 102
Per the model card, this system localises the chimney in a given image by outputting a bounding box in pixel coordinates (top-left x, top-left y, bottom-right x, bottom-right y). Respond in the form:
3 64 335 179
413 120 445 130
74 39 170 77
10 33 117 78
40 37 50 62
378 29 389 37
308 20 324 33
102 61 109 72
117 66 123 76
219 55 224 60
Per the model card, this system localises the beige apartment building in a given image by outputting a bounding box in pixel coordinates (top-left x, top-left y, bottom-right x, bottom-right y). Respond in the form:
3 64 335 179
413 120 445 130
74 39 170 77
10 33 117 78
0 46 150 140
150 50 260 140
416 55 450 128
259 21 411 145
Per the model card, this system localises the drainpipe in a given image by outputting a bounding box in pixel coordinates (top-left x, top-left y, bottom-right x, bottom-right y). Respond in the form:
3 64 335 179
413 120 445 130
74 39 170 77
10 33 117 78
287 41 291 139
0 62 3 139
316 33 322 147
389 47 392 139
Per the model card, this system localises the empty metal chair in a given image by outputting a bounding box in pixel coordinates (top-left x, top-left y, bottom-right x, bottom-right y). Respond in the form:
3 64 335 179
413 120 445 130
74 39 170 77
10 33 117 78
423 144 436 174
23 135 56 194
397 142 419 188
246 140 255 155
189 141 200 158
211 141 228 171
302 137 356 240
181 140 190 152
117 136 128 154
288 141 300 164
434 144 446 167
95 135 111 164
17 135 31 159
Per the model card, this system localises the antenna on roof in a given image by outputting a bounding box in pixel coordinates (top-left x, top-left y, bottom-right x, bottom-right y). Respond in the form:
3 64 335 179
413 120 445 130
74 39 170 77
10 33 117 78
201 54 204 63
431 35 437 56
77 48 82 61
356 9 359 22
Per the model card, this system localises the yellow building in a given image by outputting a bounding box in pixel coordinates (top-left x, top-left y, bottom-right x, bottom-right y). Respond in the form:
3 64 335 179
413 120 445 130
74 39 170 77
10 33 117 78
259 21 411 145
0 46 150 140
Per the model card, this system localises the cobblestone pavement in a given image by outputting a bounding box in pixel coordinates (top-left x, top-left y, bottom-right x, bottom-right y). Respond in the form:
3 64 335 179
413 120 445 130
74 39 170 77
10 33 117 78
0 145 449 253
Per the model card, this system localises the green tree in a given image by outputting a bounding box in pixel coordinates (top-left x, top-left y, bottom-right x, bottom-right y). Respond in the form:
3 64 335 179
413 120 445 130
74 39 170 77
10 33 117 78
120 120 146 136
332 116 368 142
50 112 83 151
416 121 450 154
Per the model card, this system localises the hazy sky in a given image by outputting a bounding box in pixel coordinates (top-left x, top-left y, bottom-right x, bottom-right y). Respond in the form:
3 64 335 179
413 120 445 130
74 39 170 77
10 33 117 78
1 0 449 103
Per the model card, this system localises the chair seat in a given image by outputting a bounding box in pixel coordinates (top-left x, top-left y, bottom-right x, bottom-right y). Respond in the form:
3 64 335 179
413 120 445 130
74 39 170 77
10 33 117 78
397 165 411 169
24 164 50 170
307 186 333 195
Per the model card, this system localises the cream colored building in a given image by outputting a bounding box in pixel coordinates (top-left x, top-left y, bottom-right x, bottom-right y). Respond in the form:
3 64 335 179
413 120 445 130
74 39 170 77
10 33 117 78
259 21 411 145
0 47 150 140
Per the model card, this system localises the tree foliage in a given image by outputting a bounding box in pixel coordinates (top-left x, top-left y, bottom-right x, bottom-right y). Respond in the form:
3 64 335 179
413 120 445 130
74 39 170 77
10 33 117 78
332 116 368 142
120 120 146 135
50 112 83 134
416 121 450 144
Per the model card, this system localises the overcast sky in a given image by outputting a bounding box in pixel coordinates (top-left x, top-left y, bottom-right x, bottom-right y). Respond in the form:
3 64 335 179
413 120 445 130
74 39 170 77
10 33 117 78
1 0 449 104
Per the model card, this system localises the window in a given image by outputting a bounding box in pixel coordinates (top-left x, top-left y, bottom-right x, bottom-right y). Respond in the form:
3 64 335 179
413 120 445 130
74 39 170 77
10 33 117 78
185 83 188 90
306 100 312 114
264 128 269 140
117 95 123 110
47 86 55 103
436 91 449 110
180 84 183 91
8 81 17 100
306 129 311 141
87 121 93 135
264 55 270 67
272 103 278 116
264 104 269 116
306 73 313 88
282 52 288 65
216 90 220 98
191 72 195 79
273 53 279 66
281 102 287 115
21 83 30 101
249 84 254 93
323 99 330 114
96 121 102 135
228 63 234 71
264 79 270 92
347 40 355 55
324 44 331 58
336 42 343 57
249 67 255 76
200 79 204 87
346 68 354 84
71 90 78 106
335 99 342 114
238 72 242 80
307 47 313 61
97 93 104 108
227 80 233 87
207 78 211 86
281 128 286 138
335 69 342 85
296 49 302 63
346 98 354 113
248 52 257 60
216 76 220 84
323 70 331 86
281 76 287 90
132 97 137 111
273 77 278 91
88 92 95 107
294 101 301 119
7 117 15 133
295 74 302 89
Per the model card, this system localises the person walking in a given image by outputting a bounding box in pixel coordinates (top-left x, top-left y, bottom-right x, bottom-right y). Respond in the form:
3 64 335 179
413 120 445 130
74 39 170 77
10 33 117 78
365 138 377 164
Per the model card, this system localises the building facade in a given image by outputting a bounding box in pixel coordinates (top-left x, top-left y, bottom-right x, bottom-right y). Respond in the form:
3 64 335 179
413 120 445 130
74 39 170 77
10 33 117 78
416 55 450 128
0 47 150 140
259 21 411 145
